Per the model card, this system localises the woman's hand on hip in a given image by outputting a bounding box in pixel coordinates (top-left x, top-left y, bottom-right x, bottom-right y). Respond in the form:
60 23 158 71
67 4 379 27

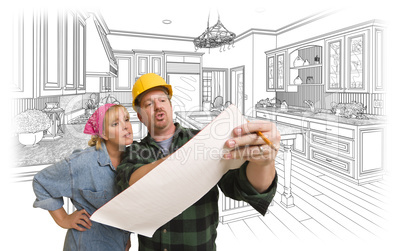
49 208 92 231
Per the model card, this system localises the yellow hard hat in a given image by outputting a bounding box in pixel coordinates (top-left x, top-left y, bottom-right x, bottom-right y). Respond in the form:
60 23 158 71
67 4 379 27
132 73 173 111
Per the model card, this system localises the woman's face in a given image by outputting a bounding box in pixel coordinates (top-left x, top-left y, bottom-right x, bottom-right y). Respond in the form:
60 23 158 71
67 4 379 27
104 107 133 148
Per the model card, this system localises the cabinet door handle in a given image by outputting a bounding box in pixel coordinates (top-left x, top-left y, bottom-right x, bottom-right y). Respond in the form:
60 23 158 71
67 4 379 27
326 128 332 131
326 158 333 162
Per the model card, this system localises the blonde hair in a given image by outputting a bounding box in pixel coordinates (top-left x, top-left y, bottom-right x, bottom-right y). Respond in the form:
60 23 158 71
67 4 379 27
88 135 105 150
87 104 129 150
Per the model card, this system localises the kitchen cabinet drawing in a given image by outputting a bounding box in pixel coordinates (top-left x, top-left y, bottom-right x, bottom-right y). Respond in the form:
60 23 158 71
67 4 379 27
266 51 287 92
8 3 394 250
133 49 164 79
289 44 323 86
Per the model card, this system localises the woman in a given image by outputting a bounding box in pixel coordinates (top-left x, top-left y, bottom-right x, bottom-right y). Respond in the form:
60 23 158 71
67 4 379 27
33 104 133 250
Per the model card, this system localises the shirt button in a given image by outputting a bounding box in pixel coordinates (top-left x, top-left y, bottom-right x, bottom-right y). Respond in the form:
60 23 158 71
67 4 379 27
163 229 167 233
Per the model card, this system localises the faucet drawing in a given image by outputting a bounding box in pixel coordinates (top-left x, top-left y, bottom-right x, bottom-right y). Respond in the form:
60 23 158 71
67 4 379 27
304 100 315 112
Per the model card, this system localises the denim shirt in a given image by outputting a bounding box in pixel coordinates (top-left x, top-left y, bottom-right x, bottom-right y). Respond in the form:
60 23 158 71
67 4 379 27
33 142 130 251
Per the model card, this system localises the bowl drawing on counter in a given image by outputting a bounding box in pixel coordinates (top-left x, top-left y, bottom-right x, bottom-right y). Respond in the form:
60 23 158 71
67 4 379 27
330 101 368 119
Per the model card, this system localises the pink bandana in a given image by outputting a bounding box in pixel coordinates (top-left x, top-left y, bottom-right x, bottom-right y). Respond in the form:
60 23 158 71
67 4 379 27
83 103 116 138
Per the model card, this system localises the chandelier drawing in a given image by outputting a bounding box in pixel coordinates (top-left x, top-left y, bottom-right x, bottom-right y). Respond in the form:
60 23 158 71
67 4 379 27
194 15 236 52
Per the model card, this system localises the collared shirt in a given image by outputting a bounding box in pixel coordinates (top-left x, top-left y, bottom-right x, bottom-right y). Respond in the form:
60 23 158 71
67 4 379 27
33 142 130 251
116 123 278 251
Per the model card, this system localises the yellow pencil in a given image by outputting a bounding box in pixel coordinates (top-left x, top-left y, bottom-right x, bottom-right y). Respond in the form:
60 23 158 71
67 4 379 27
256 130 277 150
247 120 277 151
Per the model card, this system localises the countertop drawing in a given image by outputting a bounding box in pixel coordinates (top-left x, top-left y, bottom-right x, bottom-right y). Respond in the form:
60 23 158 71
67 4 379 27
13 124 90 167
255 105 386 126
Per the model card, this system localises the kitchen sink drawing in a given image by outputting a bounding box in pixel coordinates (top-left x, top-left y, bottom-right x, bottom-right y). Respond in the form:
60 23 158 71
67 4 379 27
7 2 395 250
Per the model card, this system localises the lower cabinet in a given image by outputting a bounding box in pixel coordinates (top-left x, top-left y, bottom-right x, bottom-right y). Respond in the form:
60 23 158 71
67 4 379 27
309 130 354 158
256 110 276 120
255 108 385 184
308 122 356 178
309 122 384 184
309 146 354 177
357 127 385 181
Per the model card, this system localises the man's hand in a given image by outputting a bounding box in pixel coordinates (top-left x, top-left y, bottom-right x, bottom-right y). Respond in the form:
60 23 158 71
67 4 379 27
223 120 280 193
223 120 280 163
49 208 92 232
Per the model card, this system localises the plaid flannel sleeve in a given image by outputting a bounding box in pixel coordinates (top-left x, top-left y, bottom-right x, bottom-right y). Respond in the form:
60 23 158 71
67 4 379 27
115 158 140 193
115 144 157 193
218 161 278 215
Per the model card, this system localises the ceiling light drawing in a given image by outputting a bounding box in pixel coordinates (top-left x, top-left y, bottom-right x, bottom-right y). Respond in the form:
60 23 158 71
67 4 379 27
193 14 236 53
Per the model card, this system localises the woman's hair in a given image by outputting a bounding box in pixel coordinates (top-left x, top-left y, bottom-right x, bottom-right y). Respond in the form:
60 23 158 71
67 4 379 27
88 135 104 150
87 104 129 150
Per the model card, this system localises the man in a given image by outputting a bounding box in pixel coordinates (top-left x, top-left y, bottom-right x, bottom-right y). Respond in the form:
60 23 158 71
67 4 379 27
116 73 281 250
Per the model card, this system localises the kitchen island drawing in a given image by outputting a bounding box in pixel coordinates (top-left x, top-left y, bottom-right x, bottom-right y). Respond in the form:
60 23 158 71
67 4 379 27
8 2 394 250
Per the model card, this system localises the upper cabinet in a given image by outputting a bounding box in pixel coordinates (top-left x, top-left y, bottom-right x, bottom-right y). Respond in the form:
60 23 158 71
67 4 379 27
112 51 134 91
264 20 385 94
373 27 385 93
276 52 286 91
266 50 295 92
40 10 63 96
324 23 385 93
12 10 87 98
345 30 369 92
111 50 203 93
325 29 370 93
62 11 87 95
133 50 163 81
62 11 75 95
41 10 87 96
77 14 86 93
289 44 323 86
266 44 323 93
12 10 39 99
266 54 274 90
325 36 344 91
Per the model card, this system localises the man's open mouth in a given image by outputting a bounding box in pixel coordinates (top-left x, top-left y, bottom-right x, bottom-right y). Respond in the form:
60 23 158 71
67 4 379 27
156 112 165 120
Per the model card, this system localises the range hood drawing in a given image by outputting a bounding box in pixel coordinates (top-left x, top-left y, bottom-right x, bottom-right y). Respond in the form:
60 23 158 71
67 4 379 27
86 12 118 77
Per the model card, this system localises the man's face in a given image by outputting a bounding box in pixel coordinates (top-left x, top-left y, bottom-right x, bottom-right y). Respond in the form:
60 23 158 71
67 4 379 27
138 89 174 135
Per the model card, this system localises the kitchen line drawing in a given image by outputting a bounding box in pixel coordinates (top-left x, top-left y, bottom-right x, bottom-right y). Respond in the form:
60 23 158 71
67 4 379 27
9 3 391 250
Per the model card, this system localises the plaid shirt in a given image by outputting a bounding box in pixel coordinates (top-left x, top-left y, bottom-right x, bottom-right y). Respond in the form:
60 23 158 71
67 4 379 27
116 123 278 251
